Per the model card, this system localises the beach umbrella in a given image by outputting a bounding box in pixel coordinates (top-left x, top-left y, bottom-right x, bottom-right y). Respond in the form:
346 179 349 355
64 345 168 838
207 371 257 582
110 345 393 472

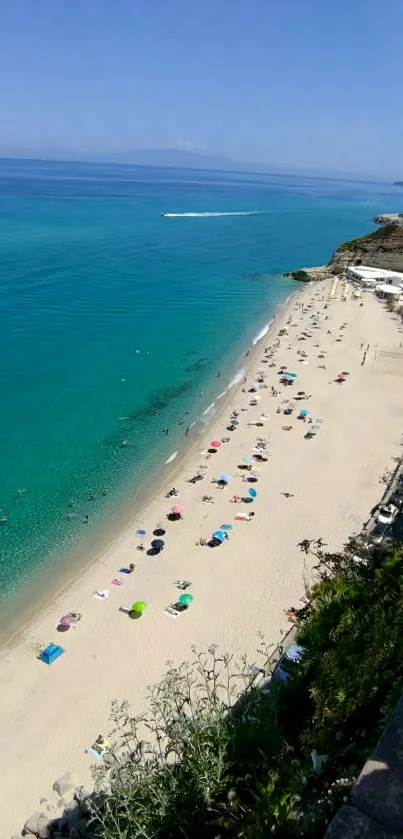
131 600 147 613
287 372 297 378
210 440 221 449
300 409 309 416
297 391 305 396
221 523 233 530
59 614 78 627
220 473 231 484
171 504 185 515
136 529 146 537
178 593 194 606
248 488 257 498
242 457 253 465
212 530 226 542
151 538 165 551
229 418 239 426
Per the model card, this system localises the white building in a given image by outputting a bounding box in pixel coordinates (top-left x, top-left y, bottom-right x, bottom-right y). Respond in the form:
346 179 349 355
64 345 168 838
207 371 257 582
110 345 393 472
347 265 403 287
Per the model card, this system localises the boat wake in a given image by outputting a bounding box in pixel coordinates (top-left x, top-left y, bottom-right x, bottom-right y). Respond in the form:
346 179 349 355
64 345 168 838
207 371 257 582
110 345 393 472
161 211 263 218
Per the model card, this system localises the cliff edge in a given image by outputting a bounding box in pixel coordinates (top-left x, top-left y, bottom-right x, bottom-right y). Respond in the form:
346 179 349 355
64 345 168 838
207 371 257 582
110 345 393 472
286 217 403 281
328 222 403 274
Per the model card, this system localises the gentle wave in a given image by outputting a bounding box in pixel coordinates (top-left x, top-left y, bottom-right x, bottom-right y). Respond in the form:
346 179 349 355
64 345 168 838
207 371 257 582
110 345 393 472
251 322 271 345
227 367 245 388
161 211 263 218
165 451 178 464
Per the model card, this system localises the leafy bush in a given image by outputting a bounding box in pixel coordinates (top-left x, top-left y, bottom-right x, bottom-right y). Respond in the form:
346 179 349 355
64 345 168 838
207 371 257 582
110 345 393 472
91 539 403 838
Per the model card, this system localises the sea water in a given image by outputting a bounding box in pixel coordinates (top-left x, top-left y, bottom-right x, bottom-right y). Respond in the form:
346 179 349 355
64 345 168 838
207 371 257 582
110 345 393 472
0 158 401 606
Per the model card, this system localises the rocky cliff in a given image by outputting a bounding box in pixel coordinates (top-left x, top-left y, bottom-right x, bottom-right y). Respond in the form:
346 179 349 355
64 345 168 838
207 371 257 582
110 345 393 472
285 216 403 281
327 222 403 274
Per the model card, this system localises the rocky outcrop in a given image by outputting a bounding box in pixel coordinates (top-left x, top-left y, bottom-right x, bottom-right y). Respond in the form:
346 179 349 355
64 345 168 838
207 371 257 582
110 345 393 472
20 779 97 839
283 265 331 283
285 214 403 281
373 213 403 227
328 223 403 274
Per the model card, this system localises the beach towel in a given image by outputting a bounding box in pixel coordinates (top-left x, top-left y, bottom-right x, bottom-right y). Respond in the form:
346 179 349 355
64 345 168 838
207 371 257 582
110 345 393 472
93 589 109 600
111 578 122 586
164 606 180 619
174 580 192 590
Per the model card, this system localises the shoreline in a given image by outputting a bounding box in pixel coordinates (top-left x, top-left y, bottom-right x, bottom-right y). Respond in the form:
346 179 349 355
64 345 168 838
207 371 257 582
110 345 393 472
0 289 299 649
2 275 403 837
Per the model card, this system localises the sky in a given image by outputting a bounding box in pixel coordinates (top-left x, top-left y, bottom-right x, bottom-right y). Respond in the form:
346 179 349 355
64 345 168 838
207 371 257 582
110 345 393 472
0 0 402 177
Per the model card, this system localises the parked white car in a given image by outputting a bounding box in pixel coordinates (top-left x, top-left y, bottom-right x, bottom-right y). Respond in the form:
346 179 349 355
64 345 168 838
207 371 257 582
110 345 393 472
377 504 398 525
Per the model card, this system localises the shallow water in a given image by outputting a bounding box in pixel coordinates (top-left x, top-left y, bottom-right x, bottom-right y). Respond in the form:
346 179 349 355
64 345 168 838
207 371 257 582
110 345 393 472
0 158 401 604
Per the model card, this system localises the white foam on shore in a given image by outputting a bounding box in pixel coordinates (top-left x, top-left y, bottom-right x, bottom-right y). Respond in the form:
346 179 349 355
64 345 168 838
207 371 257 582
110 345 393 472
251 322 271 345
165 451 178 465
227 367 245 388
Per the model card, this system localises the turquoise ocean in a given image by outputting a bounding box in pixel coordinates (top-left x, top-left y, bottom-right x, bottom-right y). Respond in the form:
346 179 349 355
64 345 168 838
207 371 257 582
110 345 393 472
0 159 402 614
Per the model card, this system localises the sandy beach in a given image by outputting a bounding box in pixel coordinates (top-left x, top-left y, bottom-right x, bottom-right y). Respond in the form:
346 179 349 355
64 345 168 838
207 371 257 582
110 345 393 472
1 278 403 836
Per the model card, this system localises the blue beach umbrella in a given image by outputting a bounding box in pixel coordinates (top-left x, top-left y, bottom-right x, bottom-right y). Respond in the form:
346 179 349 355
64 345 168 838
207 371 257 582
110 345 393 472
248 488 257 498
221 523 233 531
242 457 253 465
230 419 239 426
136 529 146 537
212 530 226 542
220 473 231 484
300 409 309 417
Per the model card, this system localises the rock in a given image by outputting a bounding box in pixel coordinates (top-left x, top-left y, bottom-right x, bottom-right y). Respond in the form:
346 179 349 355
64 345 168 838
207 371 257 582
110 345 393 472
23 812 46 835
38 820 51 839
73 787 91 804
63 802 77 816
53 773 74 797
325 804 395 837
68 819 89 838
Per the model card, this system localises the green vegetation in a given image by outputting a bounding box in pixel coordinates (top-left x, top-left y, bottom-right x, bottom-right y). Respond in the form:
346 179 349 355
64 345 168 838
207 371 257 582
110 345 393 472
91 535 403 838
339 223 400 251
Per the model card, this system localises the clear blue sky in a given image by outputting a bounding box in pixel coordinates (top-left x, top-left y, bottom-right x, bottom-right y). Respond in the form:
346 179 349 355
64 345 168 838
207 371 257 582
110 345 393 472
1 0 402 177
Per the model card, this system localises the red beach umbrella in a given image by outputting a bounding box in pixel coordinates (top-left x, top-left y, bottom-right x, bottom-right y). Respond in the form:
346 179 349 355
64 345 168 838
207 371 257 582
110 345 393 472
171 504 185 515
210 440 221 448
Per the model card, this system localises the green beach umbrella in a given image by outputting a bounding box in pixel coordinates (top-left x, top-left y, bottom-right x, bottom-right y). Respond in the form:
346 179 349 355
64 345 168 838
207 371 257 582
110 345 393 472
131 600 147 613
179 593 194 606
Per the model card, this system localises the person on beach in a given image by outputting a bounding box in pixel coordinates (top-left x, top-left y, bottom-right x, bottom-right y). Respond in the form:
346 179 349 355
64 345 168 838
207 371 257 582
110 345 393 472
128 563 136 572
84 514 89 523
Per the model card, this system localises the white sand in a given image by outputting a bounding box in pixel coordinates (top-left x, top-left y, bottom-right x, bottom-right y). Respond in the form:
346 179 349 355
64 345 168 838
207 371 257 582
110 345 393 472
1 280 403 836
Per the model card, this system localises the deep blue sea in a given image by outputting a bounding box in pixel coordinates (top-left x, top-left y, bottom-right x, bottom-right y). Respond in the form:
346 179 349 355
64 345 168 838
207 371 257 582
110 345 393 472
0 158 402 606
